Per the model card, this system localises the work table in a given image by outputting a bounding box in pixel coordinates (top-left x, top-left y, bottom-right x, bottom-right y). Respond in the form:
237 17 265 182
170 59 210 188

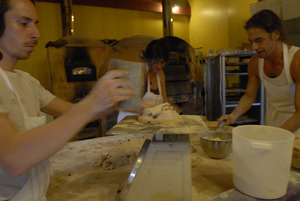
46 116 300 201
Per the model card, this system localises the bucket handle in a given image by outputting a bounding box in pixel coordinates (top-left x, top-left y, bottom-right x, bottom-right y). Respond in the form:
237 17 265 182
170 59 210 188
251 142 272 151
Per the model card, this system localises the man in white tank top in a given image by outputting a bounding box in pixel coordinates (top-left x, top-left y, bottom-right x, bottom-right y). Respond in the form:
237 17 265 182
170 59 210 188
218 9 300 136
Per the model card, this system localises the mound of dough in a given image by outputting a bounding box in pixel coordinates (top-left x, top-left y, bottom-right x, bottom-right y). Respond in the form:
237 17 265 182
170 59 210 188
101 137 146 169
138 103 183 125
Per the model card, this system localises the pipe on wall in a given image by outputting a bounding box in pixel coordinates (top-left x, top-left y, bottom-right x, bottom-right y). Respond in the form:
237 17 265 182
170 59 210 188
162 0 173 36
60 0 75 36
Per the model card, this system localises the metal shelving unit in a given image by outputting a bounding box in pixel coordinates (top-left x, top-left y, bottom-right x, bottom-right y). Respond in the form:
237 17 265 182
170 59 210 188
205 50 265 125
220 51 265 125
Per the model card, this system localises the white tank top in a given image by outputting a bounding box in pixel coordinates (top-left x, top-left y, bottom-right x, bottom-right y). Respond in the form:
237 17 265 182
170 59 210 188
142 70 163 104
258 43 298 113
258 43 300 135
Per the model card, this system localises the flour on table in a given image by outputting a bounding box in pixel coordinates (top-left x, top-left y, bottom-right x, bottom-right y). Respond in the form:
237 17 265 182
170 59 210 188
191 144 202 167
101 137 147 169
138 103 183 125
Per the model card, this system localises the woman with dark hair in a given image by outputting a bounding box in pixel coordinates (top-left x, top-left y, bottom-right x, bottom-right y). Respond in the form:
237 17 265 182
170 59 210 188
117 38 170 122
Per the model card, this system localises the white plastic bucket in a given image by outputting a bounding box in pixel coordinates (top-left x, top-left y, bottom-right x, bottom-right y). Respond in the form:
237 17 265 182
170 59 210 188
232 125 294 199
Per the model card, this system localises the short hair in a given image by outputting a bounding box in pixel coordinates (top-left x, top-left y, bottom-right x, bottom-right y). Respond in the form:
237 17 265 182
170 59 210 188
143 38 169 63
0 0 35 37
245 9 286 41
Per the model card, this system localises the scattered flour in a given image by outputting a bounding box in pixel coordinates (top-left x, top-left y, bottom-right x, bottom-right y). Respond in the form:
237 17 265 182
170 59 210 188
101 137 147 170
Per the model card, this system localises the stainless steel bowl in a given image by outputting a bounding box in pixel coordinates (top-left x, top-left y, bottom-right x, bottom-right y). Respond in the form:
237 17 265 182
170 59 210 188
200 131 232 159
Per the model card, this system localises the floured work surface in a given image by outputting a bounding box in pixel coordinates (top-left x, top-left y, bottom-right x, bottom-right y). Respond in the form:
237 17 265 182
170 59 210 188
106 115 210 135
46 134 234 201
47 134 153 201
46 133 300 201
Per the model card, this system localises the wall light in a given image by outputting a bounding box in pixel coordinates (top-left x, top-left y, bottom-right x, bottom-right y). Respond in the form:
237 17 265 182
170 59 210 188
172 5 179 13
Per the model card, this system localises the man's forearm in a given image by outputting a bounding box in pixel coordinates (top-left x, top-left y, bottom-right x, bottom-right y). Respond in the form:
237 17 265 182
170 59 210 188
280 111 300 133
230 94 256 121
1 101 93 176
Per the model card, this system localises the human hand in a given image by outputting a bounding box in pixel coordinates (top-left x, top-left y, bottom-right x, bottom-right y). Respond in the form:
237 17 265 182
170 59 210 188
82 69 134 121
217 114 236 126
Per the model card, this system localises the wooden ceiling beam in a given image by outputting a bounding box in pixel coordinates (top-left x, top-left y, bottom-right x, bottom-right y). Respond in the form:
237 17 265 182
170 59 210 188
36 0 191 16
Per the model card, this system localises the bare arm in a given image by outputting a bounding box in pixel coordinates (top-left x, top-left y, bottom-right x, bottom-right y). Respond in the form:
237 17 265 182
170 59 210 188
0 69 134 176
218 56 260 125
159 69 168 102
41 97 73 117
159 69 182 113
281 50 300 132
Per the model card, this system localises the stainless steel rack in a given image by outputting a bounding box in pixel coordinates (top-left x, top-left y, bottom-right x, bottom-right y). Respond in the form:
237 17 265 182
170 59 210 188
205 50 265 125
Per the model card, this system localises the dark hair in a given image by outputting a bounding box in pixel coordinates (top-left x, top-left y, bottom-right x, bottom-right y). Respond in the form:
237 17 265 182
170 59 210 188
143 38 169 63
0 0 35 37
244 9 286 41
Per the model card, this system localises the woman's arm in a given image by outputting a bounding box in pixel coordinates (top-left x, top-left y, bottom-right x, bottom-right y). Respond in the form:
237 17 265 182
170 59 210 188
159 70 168 102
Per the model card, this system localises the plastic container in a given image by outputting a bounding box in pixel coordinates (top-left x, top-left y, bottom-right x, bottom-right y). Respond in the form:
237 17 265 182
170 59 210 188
232 125 294 199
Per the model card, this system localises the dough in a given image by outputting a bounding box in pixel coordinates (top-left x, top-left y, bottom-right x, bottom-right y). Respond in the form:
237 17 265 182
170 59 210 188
101 137 146 169
151 110 184 125
202 136 222 141
138 103 183 125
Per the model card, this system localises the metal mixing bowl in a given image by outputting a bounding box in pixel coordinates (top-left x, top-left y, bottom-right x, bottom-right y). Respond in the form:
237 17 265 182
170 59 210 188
200 131 232 159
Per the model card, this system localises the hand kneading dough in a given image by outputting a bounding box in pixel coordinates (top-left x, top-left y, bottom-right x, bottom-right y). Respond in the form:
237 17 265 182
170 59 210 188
138 103 183 125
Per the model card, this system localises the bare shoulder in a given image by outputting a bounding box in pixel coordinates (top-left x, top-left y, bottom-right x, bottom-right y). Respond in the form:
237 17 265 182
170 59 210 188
158 69 166 80
290 49 300 82
248 53 259 64
293 49 300 62
248 54 259 76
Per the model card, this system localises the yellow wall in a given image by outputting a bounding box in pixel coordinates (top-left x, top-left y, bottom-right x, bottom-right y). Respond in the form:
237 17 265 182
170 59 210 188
189 0 256 55
15 0 256 89
15 2 62 89
15 2 190 89
189 0 229 55
227 0 257 49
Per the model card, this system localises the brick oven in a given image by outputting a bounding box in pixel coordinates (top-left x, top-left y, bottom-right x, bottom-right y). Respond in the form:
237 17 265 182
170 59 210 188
46 36 113 140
